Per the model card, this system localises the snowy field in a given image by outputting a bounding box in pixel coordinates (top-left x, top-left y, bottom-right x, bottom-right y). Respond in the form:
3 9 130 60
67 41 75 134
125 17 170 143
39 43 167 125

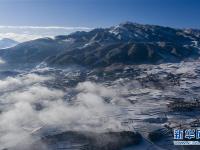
0 60 200 149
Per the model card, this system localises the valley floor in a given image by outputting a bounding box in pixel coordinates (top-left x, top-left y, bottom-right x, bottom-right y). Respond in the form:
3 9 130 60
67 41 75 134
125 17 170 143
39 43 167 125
0 60 200 150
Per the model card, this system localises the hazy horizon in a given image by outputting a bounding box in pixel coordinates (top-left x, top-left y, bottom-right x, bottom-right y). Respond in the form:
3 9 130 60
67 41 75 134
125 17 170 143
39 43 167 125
0 0 200 42
0 21 200 42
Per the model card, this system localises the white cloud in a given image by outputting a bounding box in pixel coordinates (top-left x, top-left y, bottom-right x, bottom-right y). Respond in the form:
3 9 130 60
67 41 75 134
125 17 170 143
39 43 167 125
0 32 42 42
0 73 51 92
0 25 92 42
0 72 124 148
0 26 91 30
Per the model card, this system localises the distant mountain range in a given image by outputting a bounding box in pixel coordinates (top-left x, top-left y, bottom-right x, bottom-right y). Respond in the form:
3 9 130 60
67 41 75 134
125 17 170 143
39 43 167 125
0 22 200 68
0 38 19 49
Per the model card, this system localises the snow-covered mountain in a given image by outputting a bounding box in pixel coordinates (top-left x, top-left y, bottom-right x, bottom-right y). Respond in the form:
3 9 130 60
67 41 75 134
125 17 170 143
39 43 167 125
1 22 200 150
0 22 199 68
0 38 19 49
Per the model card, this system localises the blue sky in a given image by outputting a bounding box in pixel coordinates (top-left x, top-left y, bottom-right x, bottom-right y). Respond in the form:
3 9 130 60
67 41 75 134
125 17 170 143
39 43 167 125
0 0 199 41
0 0 200 28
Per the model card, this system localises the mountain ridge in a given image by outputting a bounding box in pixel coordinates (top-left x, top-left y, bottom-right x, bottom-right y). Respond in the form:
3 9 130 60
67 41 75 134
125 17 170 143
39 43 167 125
0 22 200 68
0 38 19 49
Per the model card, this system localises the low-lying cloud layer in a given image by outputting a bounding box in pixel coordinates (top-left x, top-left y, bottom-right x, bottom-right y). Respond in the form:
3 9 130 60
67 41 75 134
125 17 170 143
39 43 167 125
0 26 91 42
0 71 125 149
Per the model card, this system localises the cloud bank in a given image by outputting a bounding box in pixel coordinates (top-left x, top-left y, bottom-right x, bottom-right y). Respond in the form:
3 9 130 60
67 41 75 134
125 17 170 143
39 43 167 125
0 26 91 30
0 26 92 42
0 70 125 149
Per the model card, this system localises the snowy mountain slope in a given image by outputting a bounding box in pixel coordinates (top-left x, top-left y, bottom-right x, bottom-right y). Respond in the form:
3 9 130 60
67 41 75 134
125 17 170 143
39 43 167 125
0 22 199 67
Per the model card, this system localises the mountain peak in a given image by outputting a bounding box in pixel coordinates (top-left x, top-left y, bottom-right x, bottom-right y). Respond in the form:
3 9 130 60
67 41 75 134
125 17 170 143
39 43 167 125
0 38 19 49
0 22 200 67
118 21 140 26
